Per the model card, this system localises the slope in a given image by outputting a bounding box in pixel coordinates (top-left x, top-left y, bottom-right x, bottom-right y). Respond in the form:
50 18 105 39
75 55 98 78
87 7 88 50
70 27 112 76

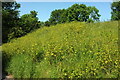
2 21 119 78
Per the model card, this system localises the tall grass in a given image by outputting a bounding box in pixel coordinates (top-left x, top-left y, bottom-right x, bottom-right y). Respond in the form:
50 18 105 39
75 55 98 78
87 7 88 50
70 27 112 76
2 21 120 78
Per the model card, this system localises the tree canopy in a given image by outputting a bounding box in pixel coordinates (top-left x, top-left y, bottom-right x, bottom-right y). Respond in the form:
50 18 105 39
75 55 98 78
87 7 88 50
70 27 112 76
2 2 41 43
20 11 40 33
49 9 67 25
111 1 120 20
48 4 101 25
2 2 20 43
8 10 41 40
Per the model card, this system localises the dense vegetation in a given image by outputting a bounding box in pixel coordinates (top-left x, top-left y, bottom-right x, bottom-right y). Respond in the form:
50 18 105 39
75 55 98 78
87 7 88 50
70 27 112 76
2 2 101 43
2 1 120 79
2 2 20 43
2 2 41 43
2 21 120 78
2 1 120 43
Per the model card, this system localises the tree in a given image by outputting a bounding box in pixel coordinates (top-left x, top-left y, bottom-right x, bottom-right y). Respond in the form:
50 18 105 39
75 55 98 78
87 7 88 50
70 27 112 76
2 2 20 43
20 11 39 33
67 4 88 22
111 1 120 20
49 9 67 25
8 10 41 40
48 4 101 25
67 4 101 22
2 2 42 41
87 6 101 22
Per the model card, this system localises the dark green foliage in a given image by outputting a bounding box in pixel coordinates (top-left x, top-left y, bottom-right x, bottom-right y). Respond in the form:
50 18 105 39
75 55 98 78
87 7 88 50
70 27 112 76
111 1 120 20
8 10 40 40
49 9 67 25
39 21 45 27
8 26 25 41
67 4 88 22
19 11 40 33
48 4 101 25
87 6 101 21
8 10 41 40
67 4 101 22
2 2 20 43
2 2 41 43
44 21 51 26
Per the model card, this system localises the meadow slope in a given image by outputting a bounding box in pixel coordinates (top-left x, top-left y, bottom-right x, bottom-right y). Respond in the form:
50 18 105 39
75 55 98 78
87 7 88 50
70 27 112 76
2 21 120 78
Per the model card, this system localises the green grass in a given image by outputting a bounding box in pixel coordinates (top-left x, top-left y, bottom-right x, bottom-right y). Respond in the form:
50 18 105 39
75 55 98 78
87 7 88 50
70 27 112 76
2 21 120 78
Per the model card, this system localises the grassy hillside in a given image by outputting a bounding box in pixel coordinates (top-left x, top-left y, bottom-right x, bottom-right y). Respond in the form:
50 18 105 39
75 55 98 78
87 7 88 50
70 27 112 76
2 21 120 78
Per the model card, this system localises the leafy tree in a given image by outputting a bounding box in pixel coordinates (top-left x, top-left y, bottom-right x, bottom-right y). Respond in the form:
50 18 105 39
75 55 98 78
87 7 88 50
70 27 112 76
87 6 101 22
49 9 67 25
20 11 40 33
8 10 41 40
2 2 20 43
2 2 41 42
67 4 88 22
48 4 101 25
111 1 120 20
67 4 100 22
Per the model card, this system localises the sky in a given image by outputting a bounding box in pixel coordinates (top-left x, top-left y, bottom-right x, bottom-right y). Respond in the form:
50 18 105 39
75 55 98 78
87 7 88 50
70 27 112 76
18 2 112 22
16 0 114 2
